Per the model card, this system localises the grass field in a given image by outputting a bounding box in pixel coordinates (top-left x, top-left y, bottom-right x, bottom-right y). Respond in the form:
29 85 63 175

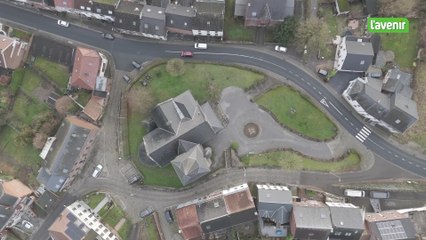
34 57 69 90
103 205 125 228
142 215 160 240
12 94 50 125
241 150 360 172
126 63 263 187
118 220 132 240
380 19 418 68
84 192 105 209
21 70 43 94
256 86 337 141
224 0 255 41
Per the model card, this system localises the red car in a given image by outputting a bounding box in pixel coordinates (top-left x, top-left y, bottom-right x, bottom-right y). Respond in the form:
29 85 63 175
180 51 193 57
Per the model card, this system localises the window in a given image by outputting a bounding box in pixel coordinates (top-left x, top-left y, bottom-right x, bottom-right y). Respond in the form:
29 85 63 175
119 19 122 23
96 8 101 13
80 6 84 9
86 7 91 11
360 60 365 65
345 233 352 236
395 119 401 124
144 24 148 29
170 19 174 24
108 10 113 14
155 26 159 30
252 12 256 17
335 232 342 236
184 22 187 26
133 21 136 26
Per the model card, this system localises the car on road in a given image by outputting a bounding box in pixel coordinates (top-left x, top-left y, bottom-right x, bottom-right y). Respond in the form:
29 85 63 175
22 220 33 229
344 189 365 198
194 43 207 49
370 191 390 199
180 51 193 57
274 45 287 53
122 74 131 83
140 206 154 218
92 164 103 178
131 60 141 69
317 68 328 79
101 33 115 40
164 209 174 223
57 20 70 27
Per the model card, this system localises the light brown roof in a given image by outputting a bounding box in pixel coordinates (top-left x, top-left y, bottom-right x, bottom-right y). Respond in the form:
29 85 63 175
223 188 255 214
66 116 99 131
365 210 409 223
70 47 101 90
176 204 203 240
0 36 13 50
48 208 72 240
82 96 105 121
2 179 32 198
0 36 26 69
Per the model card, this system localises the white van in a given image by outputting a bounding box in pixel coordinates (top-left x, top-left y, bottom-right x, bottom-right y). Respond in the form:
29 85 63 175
194 43 208 49
344 189 365 198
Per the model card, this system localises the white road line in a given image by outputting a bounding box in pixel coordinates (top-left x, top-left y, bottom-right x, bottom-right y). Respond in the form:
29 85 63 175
355 135 365 142
394 154 398 158
313 86 316 90
358 131 368 138
360 128 370 136
402 158 406 161
300 78 305 81
329 102 343 115
344 117 348 121
350 122 354 126
367 138 385 150
289 70 293 74
294 74 299 77
423 167 426 170
362 127 371 134
307 82 311 86
408 161 413 164
416 164 420 168
318 91 322 95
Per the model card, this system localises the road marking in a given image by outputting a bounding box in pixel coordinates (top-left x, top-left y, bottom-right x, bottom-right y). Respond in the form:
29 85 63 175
367 138 385 150
408 161 413 165
320 98 329 108
349 122 354 126
329 101 343 115
307 82 311 86
289 70 293 74
394 154 398 158
388 151 392 154
294 73 299 77
318 91 322 95
313 86 316 90
355 135 365 142
416 164 420 167
344 117 348 121
402 158 406 161
355 127 371 143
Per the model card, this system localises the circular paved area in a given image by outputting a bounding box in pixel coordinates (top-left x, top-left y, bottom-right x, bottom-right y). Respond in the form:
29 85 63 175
244 123 260 138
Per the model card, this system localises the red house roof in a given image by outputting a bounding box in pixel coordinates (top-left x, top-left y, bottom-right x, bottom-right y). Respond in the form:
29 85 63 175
69 47 101 90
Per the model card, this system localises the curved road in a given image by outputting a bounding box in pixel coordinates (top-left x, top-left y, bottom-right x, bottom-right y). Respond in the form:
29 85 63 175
1 2 424 177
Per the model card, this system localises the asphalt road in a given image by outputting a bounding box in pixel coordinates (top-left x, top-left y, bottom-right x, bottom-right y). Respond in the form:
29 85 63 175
2 2 423 176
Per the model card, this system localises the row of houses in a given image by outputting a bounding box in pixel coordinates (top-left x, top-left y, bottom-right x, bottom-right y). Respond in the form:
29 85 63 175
175 183 420 240
334 36 418 133
0 34 28 70
19 0 294 40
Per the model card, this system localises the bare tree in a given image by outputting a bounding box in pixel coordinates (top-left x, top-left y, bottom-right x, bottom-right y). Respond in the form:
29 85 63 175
55 96 74 116
33 132 48 150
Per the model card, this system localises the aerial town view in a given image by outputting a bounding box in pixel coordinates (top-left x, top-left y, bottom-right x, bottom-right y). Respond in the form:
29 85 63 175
0 0 425 239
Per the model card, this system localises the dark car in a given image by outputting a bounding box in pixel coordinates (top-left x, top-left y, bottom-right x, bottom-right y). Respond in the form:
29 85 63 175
122 74 131 83
180 51 193 57
140 206 154 218
131 60 141 69
164 209 174 223
102 33 115 40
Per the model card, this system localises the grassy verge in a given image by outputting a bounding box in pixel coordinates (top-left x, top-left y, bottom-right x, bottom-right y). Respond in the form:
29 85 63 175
256 86 337 141
34 57 69 89
84 192 105 209
103 205 125 228
12 94 50 125
224 0 255 41
118 219 132 240
21 70 42 94
142 215 160 240
126 63 263 187
241 150 360 172
10 28 32 42
380 19 418 68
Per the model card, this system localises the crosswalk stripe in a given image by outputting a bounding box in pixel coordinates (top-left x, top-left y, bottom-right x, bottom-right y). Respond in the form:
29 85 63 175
357 131 369 139
360 128 370 136
356 135 365 142
362 127 371 134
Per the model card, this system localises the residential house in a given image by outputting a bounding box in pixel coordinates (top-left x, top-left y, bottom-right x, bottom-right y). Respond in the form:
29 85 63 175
290 201 333 240
0 35 28 69
74 0 93 14
326 202 364 240
114 1 143 33
364 210 417 240
363 0 378 15
176 183 258 239
257 184 293 238
243 0 294 27
140 5 167 40
69 47 102 90
335 0 350 15
48 200 120 240
53 0 74 11
0 179 34 236
82 96 106 122
342 75 418 133
37 116 99 192
234 0 248 17
140 90 223 167
91 0 119 21
171 143 212 186
334 36 374 72
192 0 225 39
33 187 58 217
165 4 196 36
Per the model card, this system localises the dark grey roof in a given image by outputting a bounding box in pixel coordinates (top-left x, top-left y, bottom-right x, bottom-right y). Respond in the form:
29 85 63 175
142 90 220 167
115 0 143 15
382 69 412 93
34 189 58 213
383 94 418 133
198 196 227 224
326 203 364 230
364 0 378 15
0 184 18 231
65 213 85 239
200 103 223 134
292 202 332 230
245 0 294 20
193 0 225 14
369 219 416 240
36 118 96 192
151 0 170 8
192 0 225 32
234 0 248 17
257 185 293 225
166 4 196 17
341 37 374 72
0 206 13 231
140 5 167 37
178 139 198 154
0 185 19 207
165 4 196 32
172 144 211 185
115 1 142 31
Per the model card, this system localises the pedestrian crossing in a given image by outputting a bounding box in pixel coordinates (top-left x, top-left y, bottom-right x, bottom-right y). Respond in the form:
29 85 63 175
355 126 371 143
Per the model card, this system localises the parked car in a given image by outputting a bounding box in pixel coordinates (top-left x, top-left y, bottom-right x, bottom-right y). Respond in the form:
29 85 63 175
92 164 103 178
164 209 174 223
180 51 193 57
274 45 287 53
22 220 33 229
131 60 141 69
140 206 154 218
194 43 208 49
101 33 115 40
128 174 142 184
344 189 365 198
57 20 70 28
317 69 328 77
122 74 131 83
370 191 390 199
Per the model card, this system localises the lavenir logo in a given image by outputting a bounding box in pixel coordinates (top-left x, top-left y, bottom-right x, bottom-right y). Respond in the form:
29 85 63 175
368 18 409 33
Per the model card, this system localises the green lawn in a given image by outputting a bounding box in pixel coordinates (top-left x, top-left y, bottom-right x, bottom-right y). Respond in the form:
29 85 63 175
10 28 32 42
224 0 255 41
144 215 160 240
241 150 360 172
84 192 105 209
380 19 418 68
103 205 125 228
126 63 263 188
118 219 132 240
256 86 337 140
34 57 69 90
12 94 50 125
21 70 42 94
76 90 92 106
10 69 25 94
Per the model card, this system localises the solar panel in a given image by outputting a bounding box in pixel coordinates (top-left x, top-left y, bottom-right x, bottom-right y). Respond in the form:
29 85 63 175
376 220 408 240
